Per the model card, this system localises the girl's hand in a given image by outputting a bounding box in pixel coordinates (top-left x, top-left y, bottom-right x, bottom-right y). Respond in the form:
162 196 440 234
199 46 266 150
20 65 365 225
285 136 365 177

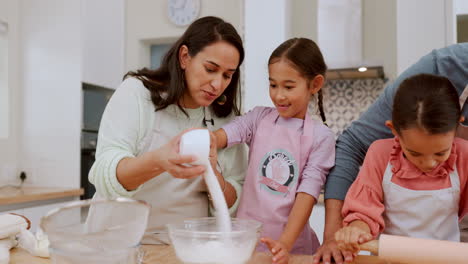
153 129 206 179
261 237 290 264
334 226 373 256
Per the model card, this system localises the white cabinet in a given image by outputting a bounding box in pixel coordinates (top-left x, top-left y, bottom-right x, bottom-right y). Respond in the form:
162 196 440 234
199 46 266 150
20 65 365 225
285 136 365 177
82 0 125 89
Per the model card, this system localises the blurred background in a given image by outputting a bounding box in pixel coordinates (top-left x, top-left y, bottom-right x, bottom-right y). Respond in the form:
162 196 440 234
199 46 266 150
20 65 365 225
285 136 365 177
0 0 467 241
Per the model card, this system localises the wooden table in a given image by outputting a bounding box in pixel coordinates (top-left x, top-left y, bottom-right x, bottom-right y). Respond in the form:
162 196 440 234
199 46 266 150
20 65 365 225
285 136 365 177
0 186 84 208
10 245 391 264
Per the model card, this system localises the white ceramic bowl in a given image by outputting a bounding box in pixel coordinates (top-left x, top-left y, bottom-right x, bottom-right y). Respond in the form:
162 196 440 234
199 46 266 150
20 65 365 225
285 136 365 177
167 217 262 264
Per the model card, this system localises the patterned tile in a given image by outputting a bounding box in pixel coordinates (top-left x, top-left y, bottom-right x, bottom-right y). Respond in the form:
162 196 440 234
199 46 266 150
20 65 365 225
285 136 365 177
309 78 388 137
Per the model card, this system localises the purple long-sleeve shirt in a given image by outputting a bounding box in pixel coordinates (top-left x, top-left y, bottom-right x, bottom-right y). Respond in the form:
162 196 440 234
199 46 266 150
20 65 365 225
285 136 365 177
222 106 335 200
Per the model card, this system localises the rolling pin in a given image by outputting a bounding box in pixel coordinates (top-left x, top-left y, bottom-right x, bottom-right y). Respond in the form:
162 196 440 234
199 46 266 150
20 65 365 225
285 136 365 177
360 234 468 264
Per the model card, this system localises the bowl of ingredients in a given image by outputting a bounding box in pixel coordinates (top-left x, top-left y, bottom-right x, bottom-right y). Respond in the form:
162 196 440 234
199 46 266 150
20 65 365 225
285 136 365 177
167 217 262 264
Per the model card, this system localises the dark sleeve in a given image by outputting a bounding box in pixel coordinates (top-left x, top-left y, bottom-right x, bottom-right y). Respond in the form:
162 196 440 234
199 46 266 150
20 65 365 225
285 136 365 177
324 52 438 200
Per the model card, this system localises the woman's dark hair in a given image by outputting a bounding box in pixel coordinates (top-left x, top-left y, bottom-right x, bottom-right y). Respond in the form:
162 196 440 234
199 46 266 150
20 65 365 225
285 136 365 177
125 16 244 117
268 38 328 123
392 74 461 134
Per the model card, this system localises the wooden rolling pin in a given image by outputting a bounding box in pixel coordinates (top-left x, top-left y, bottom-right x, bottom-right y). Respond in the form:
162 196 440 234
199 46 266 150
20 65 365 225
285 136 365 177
360 234 468 264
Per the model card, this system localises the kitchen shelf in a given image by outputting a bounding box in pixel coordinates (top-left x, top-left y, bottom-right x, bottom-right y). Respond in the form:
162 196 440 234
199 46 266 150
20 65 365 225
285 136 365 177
0 187 84 206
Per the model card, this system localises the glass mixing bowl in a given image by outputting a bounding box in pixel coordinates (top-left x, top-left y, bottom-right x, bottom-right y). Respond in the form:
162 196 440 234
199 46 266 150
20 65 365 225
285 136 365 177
41 198 150 264
167 217 262 264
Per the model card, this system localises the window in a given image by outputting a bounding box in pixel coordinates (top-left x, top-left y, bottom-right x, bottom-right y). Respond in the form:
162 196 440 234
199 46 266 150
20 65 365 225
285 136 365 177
150 44 171 69
0 20 8 139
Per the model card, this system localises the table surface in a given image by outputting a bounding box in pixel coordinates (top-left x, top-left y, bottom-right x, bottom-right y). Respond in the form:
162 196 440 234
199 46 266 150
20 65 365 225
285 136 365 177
0 186 84 206
10 245 392 264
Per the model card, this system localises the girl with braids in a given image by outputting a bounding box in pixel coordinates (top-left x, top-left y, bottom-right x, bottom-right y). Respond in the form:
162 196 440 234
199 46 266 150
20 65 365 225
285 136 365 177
214 38 335 263
335 74 468 262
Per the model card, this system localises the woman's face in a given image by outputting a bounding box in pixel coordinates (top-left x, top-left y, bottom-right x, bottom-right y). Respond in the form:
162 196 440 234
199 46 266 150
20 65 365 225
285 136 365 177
396 126 456 172
179 41 240 108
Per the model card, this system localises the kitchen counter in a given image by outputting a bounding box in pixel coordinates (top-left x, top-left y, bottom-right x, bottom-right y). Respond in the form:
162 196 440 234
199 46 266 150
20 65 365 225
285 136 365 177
0 186 84 212
0 186 83 206
10 245 389 264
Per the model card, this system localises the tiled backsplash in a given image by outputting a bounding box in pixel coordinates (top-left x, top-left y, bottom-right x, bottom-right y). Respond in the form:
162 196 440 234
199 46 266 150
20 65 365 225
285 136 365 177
310 78 388 137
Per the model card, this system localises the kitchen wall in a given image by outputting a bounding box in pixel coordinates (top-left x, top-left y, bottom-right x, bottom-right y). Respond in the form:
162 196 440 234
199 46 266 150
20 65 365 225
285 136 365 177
0 19 7 140
362 0 397 80
317 0 362 69
289 0 318 40
0 0 20 183
0 0 82 188
395 0 449 75
455 0 468 15
82 0 125 89
125 0 242 72
243 0 289 109
363 0 454 80
321 78 388 137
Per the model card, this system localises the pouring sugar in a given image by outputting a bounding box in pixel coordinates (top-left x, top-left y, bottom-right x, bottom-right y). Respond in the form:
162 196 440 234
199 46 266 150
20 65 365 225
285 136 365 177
176 240 256 264
173 131 260 264
167 217 262 264
179 129 231 232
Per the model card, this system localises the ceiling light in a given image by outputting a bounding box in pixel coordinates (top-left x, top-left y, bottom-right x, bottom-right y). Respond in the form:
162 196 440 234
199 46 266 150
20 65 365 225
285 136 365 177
326 66 385 80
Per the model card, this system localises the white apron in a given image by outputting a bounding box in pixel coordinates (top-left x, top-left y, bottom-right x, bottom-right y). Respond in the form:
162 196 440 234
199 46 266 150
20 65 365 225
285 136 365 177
89 105 247 245
382 163 460 241
137 106 215 244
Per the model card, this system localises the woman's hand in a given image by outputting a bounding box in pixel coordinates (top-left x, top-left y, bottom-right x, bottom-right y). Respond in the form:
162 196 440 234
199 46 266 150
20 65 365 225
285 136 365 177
261 237 290 264
334 226 373 257
153 129 206 179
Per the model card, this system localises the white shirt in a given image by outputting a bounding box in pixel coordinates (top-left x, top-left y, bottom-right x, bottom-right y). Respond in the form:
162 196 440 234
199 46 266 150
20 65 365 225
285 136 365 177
89 78 248 243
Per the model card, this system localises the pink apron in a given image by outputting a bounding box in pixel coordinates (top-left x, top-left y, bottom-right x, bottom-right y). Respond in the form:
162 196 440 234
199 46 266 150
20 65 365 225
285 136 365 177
236 110 320 254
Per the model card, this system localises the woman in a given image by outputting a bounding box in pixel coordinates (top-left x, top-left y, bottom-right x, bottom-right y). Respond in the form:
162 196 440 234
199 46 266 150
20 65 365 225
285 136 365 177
88 16 248 244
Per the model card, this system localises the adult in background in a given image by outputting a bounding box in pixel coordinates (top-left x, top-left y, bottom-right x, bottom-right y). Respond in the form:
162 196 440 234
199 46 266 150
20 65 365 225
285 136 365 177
314 43 468 264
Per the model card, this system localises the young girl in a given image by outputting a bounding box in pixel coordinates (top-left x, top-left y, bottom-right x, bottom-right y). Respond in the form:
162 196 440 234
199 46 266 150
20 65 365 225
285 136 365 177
335 74 468 258
214 38 336 263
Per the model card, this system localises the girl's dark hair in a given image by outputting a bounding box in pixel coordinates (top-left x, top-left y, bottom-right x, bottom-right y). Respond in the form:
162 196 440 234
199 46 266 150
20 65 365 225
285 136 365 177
268 38 328 123
125 16 244 117
392 74 461 134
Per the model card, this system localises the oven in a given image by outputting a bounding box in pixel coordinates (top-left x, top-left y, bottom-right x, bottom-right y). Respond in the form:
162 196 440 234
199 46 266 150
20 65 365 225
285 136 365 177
81 82 114 199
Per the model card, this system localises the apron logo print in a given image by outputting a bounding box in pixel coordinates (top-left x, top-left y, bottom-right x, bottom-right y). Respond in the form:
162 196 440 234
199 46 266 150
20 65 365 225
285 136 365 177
259 149 297 195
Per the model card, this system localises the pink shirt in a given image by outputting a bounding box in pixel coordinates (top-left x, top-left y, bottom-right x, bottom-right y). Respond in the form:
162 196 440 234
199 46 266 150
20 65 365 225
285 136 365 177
223 106 335 200
342 137 468 236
